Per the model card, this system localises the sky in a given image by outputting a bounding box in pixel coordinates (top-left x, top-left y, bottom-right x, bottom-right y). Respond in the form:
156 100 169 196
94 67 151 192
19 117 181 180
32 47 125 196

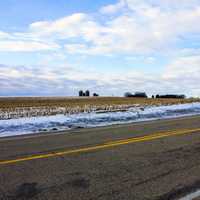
0 0 200 97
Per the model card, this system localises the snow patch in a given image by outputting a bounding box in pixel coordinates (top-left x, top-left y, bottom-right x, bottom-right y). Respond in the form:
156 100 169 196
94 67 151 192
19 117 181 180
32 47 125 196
179 190 200 200
1 103 200 137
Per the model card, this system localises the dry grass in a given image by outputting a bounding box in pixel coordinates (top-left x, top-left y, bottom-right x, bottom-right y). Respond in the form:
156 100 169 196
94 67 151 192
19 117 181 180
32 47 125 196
0 96 199 109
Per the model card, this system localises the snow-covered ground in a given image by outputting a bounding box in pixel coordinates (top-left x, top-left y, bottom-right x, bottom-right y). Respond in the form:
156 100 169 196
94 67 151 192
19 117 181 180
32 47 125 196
179 190 200 200
1 102 200 137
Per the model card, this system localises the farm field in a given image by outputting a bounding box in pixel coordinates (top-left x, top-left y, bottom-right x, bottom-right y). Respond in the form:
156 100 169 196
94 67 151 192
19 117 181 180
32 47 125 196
0 96 199 109
0 97 200 120
1 97 200 137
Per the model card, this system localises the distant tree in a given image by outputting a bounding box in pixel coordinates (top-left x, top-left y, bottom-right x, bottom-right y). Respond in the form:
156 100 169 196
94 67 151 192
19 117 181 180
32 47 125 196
157 94 186 99
124 92 147 98
180 95 186 99
152 95 155 99
85 90 90 97
134 92 147 98
124 92 134 97
156 94 160 98
79 90 83 97
93 93 99 97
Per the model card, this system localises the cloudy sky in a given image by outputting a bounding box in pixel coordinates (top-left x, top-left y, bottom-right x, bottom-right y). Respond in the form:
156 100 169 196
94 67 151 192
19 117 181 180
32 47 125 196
0 0 200 97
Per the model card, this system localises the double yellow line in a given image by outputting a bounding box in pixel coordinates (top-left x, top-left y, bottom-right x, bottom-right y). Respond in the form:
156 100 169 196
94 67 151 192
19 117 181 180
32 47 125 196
1 127 200 166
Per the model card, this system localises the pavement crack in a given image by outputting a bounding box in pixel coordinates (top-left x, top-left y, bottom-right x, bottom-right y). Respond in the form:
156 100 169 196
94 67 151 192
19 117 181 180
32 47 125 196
134 170 173 186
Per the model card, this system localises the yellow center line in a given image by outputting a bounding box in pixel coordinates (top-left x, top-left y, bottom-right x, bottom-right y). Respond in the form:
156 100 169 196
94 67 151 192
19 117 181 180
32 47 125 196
1 127 200 166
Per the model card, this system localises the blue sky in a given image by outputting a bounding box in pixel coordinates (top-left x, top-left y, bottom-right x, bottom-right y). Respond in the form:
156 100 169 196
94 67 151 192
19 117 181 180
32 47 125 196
0 0 115 30
0 0 200 97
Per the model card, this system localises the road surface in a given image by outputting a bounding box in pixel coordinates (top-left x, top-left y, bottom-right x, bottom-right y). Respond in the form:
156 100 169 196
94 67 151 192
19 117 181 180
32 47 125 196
1 116 200 200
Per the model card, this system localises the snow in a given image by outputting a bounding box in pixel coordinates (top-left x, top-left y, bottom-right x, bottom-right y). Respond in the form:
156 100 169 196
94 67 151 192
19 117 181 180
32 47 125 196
179 190 200 200
1 102 200 137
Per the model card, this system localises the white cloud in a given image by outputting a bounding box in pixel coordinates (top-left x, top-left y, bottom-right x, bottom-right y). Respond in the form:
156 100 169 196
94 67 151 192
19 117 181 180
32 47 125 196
1 59 200 96
1 1 200 96
52 0 200 55
0 40 60 52
126 0 199 11
1 1 200 55
160 55 200 96
0 31 10 39
163 56 200 79
29 13 88 38
100 0 126 14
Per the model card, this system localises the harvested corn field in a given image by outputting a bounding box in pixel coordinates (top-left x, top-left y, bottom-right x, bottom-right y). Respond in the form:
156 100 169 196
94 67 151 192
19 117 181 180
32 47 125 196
0 97 199 119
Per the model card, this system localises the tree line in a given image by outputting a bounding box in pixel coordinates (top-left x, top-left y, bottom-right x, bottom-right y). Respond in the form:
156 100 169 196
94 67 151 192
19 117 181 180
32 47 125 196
125 92 185 99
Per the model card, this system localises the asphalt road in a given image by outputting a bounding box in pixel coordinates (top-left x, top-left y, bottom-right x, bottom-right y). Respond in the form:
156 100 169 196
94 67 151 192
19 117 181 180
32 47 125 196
1 116 200 200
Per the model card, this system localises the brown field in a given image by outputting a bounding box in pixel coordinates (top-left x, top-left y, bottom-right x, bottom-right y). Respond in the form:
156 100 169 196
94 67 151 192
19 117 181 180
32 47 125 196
0 97 199 109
